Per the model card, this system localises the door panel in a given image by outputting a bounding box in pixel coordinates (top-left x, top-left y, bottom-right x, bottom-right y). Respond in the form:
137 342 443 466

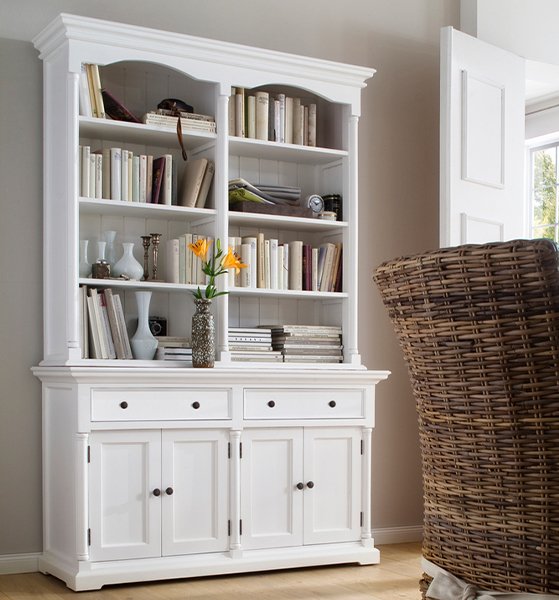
303 428 361 545
440 26 526 247
89 430 161 561
241 428 303 550
161 429 229 555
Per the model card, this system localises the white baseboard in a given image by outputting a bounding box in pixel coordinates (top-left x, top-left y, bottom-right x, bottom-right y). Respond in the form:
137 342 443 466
0 553 41 575
373 525 423 545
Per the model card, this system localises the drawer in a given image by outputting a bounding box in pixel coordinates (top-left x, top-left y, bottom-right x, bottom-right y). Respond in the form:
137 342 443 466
244 388 365 419
91 388 231 421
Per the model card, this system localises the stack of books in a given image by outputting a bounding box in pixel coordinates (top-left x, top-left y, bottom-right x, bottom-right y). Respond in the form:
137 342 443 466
228 178 300 206
143 109 216 133
228 327 282 362
267 325 344 363
155 336 192 363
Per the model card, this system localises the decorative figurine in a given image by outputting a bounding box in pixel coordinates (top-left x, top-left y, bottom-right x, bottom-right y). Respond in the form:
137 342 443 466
141 235 152 281
150 233 162 281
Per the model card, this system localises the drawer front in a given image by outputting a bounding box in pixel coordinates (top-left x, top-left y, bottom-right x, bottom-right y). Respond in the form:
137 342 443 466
91 388 231 421
244 388 365 419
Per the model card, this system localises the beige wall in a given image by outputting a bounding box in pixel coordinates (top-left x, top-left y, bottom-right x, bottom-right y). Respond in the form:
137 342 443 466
0 0 460 555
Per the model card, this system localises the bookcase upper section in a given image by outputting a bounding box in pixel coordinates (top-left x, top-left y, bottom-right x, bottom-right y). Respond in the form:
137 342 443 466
33 13 375 114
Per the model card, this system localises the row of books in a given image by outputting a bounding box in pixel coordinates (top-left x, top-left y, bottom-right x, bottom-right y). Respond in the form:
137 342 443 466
80 286 132 360
229 88 317 146
166 235 213 285
79 146 214 208
228 235 342 293
143 109 216 134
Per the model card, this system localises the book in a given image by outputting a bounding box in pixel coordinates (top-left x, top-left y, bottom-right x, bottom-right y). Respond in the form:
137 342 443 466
103 288 126 359
85 64 99 118
151 156 165 204
255 91 269 141
257 233 265 289
178 158 208 208
121 149 129 202
308 103 317 147
79 285 89 359
113 294 133 359
247 95 256 138
284 96 293 144
241 237 257 288
166 238 180 283
89 288 108 358
269 238 278 289
195 160 214 208
98 291 116 359
162 154 173 205
90 64 105 119
80 145 90 197
86 295 102 358
110 148 121 201
78 64 92 117
88 152 96 198
102 148 111 199
101 89 141 123
288 240 303 290
139 155 147 203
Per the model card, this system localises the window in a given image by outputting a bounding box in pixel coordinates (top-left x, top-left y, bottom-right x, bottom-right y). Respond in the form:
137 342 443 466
529 142 559 242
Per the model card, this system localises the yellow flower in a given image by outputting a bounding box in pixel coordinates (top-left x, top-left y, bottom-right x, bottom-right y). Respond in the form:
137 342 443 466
221 247 247 275
188 238 211 259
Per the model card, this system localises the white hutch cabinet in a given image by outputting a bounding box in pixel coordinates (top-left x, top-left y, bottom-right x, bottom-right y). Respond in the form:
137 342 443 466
32 14 389 591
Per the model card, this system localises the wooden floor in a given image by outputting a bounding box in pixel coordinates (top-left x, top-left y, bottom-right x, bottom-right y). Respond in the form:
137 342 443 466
0 543 422 599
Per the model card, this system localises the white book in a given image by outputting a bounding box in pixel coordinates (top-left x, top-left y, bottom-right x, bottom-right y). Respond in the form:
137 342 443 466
78 64 92 117
282 242 289 289
257 233 265 289
288 240 303 290
94 153 103 199
146 155 154 203
228 236 241 287
99 292 116 359
103 288 124 359
277 245 284 290
162 154 173 205
80 145 90 197
88 152 96 198
132 156 140 202
240 243 251 287
102 148 111 199
319 243 336 292
277 93 286 143
269 238 278 289
303 105 309 145
271 99 280 142
195 160 214 209
312 247 319 291
113 294 133 359
229 86 236 136
183 233 193 284
79 285 89 359
139 155 147 203
308 103 317 147
264 239 271 289
235 88 245 137
86 296 102 358
247 95 256 138
121 149 129 201
110 147 121 201
293 98 304 145
178 233 187 285
127 151 133 201
241 236 257 288
255 91 269 141
89 288 108 358
166 238 180 283
284 96 293 144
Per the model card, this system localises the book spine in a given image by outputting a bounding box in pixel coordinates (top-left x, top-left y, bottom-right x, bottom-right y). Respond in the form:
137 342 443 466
88 152 96 198
184 233 193 284
78 64 93 118
86 295 102 358
110 147 121 201
139 155 147 203
95 153 103 199
269 238 278 290
277 94 286 143
240 243 251 288
288 240 303 291
102 148 111 199
90 64 105 119
282 242 289 290
132 156 140 202
113 294 133 359
103 289 125 359
146 155 154 203
166 238 180 283
277 244 284 290
308 103 317 147
241 237 257 288
293 98 303 145
264 239 271 289
312 247 319 291
229 87 236 136
255 91 269 141
121 149 129 202
163 154 173 205
247 95 256 139
284 96 293 144
257 232 265 288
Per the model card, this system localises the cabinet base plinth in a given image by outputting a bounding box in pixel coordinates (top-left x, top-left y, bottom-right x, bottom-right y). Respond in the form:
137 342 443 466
39 543 381 591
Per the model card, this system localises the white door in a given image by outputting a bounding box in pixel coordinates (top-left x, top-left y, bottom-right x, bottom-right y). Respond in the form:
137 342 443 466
440 26 526 247
161 429 229 555
303 428 362 545
89 430 161 561
241 428 304 550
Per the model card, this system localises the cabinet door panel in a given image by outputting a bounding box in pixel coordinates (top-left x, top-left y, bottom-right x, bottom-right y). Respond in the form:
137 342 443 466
161 429 229 555
303 428 361 544
89 430 161 561
241 428 303 550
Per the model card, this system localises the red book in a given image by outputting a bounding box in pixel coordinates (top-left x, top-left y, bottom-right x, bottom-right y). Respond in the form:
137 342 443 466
151 157 166 204
101 89 141 123
302 244 312 291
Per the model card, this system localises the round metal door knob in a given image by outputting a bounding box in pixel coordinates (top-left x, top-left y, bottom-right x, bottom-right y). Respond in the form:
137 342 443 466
192 401 200 409
267 400 275 408
152 488 161 497
306 481 315 489
296 482 304 490
165 487 174 495
120 401 128 409
328 400 336 408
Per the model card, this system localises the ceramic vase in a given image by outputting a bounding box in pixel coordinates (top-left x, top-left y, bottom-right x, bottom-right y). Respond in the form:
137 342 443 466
130 291 158 360
191 298 215 368
79 240 91 277
112 242 144 280
97 241 107 262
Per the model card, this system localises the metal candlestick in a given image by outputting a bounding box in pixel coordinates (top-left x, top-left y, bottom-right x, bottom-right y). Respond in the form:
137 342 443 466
150 233 162 281
141 235 152 280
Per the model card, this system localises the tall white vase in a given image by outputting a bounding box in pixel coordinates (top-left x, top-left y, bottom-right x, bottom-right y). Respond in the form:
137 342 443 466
102 230 117 267
130 291 158 360
79 240 91 277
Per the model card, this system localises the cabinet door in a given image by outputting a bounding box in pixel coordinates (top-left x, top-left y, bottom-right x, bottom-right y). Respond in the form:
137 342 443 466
241 428 304 550
89 430 161 561
161 429 229 555
303 428 362 545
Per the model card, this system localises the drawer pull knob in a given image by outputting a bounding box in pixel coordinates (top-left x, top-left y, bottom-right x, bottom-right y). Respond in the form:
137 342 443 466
306 481 315 489
152 488 161 497
165 487 174 496
120 401 128 409
328 400 336 408
267 400 276 408
192 401 200 409
296 482 304 490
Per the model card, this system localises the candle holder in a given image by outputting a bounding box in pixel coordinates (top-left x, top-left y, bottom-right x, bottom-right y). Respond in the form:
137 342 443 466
150 233 162 281
141 235 152 281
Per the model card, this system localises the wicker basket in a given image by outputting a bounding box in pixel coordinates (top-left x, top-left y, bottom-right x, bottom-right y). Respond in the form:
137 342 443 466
373 239 559 596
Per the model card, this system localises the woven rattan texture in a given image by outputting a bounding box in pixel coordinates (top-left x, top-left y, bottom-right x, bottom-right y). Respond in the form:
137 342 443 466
374 239 559 595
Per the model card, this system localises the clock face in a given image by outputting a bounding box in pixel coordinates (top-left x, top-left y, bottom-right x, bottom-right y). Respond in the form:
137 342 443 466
308 194 324 213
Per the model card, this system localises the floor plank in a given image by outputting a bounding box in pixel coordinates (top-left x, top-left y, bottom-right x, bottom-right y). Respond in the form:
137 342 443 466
0 543 422 599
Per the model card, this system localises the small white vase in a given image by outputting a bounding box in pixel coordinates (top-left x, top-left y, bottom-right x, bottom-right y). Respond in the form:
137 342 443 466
97 241 107 261
112 242 144 280
130 291 158 360
79 240 91 278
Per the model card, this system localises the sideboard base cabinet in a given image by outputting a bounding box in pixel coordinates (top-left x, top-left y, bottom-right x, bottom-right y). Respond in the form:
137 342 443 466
33 367 388 591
